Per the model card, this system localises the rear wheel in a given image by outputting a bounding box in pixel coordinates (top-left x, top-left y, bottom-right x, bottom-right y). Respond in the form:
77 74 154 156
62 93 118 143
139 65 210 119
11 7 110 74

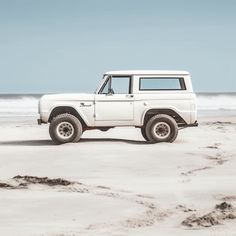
49 113 83 144
145 114 178 143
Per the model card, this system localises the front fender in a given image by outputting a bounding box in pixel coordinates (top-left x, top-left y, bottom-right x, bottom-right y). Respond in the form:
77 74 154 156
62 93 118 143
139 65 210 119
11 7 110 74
47 102 94 126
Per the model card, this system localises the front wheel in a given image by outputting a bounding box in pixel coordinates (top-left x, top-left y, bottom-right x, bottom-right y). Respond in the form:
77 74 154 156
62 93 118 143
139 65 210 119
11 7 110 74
49 113 83 144
145 114 178 143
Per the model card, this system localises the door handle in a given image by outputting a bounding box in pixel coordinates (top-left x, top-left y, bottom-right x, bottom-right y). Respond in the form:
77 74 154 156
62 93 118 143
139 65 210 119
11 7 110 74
126 94 134 98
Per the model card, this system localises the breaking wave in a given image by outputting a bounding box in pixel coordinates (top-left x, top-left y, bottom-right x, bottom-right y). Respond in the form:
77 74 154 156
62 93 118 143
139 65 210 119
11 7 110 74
197 93 236 110
0 95 40 116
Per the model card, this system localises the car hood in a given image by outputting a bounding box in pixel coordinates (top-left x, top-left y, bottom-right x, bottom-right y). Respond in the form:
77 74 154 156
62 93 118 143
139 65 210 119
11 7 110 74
40 93 95 102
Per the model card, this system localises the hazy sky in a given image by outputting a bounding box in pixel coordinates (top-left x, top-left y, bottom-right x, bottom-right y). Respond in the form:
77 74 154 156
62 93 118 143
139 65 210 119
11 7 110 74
0 0 236 93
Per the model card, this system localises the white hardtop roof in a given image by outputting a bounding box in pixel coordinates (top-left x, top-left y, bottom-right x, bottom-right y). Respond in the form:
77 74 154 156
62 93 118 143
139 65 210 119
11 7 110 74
105 70 190 76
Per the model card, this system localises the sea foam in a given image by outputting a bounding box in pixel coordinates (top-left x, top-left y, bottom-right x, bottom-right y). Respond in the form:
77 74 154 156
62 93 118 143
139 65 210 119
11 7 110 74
197 93 236 110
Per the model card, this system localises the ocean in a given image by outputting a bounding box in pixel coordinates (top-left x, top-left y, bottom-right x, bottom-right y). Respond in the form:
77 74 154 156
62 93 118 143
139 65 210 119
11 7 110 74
0 93 235 120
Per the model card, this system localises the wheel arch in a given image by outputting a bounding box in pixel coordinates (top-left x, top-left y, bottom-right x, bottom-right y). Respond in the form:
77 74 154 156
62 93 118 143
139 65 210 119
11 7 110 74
142 108 186 127
48 106 87 128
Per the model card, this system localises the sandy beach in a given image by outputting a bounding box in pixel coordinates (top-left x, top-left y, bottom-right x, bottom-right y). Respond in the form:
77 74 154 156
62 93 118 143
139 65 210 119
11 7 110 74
1 0 236 234
0 112 236 236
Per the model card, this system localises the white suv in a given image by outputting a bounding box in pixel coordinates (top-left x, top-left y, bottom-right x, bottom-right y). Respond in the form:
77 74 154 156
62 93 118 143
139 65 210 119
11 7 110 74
38 70 198 144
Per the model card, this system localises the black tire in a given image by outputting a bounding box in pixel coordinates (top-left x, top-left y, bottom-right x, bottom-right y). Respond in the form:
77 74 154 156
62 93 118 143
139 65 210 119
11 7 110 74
49 113 83 144
145 114 178 143
141 127 150 141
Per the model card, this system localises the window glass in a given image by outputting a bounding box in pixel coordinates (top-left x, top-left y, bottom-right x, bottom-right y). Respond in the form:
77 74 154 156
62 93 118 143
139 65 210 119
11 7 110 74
140 77 185 90
111 76 130 94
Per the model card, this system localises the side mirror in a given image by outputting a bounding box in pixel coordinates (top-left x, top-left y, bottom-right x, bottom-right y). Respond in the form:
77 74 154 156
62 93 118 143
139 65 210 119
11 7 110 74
107 88 114 95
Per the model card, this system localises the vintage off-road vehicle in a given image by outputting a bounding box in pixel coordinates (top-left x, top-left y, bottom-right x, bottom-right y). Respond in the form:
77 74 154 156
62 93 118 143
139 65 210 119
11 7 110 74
38 70 198 144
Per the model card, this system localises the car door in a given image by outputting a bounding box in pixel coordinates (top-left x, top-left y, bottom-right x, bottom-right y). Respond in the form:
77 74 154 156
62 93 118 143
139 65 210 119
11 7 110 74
94 76 134 124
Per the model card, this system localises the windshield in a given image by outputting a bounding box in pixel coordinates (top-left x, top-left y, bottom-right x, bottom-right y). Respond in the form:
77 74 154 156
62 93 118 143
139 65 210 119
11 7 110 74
94 75 109 94
98 75 111 94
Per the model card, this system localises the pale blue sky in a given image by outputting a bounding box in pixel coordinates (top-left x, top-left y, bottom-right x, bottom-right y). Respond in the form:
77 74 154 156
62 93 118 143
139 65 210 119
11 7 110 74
0 0 236 93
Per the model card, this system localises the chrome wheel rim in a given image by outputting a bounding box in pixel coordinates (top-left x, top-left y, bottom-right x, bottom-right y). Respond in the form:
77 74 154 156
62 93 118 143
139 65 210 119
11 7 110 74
153 122 171 139
56 122 74 140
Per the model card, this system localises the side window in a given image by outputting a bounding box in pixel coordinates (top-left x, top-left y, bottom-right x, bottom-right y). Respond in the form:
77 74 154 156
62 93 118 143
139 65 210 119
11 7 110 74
111 76 131 94
139 77 186 90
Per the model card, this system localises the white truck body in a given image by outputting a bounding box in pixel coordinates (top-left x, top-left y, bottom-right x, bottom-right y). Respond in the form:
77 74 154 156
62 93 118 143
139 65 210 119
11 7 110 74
39 70 197 128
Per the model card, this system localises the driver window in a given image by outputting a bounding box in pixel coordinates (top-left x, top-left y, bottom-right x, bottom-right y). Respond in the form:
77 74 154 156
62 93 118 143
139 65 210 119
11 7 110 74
111 76 131 94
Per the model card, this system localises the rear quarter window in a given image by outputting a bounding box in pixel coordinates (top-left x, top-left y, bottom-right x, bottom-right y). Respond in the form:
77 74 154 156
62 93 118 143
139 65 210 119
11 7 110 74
139 77 186 90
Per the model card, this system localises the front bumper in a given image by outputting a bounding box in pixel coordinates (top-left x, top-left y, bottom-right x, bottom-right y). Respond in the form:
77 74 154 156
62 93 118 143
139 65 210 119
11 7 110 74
37 119 42 125
37 118 47 125
37 112 48 125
